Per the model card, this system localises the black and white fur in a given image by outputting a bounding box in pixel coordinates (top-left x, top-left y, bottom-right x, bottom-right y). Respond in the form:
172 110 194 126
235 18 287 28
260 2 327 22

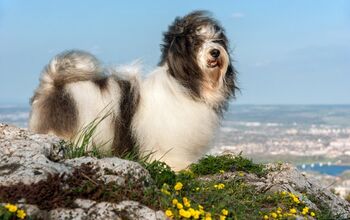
29 11 238 170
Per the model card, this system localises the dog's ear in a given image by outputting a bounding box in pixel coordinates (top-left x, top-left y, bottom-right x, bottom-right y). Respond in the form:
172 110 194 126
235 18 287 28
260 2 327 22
166 35 203 98
224 62 238 99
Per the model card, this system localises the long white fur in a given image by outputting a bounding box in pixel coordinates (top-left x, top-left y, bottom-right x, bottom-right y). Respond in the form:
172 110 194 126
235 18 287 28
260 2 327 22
132 65 220 170
65 79 120 152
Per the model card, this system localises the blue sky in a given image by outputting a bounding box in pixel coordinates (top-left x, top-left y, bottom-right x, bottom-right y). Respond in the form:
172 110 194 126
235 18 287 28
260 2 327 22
0 0 349 105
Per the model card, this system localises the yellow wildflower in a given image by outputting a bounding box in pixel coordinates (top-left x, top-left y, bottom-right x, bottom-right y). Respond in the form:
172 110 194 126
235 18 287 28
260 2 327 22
219 170 225 174
310 212 316 217
17 209 26 219
5 204 18 212
292 196 300 204
172 199 178 206
188 208 195 215
221 209 229 216
183 197 191 207
198 204 204 210
303 207 309 212
220 215 226 220
238 171 244 177
271 212 277 218
263 215 269 219
289 208 297 214
176 203 183 209
165 209 173 218
174 182 183 191
214 183 225 189
192 210 201 219
281 191 287 196
205 212 212 220
179 209 191 218
276 207 282 214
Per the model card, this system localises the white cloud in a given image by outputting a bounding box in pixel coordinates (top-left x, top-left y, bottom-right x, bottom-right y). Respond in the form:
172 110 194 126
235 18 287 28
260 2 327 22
231 12 245 19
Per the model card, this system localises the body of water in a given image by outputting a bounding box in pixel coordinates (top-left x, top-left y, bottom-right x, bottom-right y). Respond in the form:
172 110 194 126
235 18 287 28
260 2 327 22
298 164 350 176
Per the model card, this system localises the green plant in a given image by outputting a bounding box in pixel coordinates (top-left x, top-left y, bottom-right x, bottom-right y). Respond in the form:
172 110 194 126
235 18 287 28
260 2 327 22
189 153 266 177
64 110 113 159
145 160 177 188
120 147 156 168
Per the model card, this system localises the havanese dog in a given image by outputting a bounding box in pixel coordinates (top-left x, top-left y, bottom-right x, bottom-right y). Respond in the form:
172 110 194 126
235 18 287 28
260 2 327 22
29 11 238 170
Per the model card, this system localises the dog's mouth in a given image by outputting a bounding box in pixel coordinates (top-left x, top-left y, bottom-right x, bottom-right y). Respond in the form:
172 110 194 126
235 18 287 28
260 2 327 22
207 59 221 68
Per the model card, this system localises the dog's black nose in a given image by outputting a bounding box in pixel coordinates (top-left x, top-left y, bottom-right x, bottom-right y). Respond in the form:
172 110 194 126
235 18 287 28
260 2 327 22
210 49 220 58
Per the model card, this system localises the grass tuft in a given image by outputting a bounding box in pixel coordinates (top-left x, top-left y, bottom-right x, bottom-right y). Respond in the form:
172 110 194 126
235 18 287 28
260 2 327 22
190 153 267 177
145 160 177 188
63 110 113 159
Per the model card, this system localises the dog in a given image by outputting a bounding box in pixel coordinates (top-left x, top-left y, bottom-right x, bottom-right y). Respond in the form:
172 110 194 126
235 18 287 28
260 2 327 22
29 11 238 170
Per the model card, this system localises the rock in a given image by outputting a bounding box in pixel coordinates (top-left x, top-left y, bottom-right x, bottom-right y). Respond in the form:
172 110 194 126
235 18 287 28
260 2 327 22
0 123 164 219
6 200 166 220
0 123 150 187
262 163 350 219
202 163 350 219
0 124 68 186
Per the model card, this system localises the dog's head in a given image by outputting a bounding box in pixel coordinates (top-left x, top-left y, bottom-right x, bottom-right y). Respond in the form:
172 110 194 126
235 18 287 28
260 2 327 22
160 11 238 111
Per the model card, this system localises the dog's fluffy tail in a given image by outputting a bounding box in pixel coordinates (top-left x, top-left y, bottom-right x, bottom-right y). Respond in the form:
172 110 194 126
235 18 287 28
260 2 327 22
39 50 103 90
29 50 104 137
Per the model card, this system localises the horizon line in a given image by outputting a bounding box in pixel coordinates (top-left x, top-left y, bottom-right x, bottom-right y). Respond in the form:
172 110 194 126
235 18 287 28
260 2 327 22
1 103 350 108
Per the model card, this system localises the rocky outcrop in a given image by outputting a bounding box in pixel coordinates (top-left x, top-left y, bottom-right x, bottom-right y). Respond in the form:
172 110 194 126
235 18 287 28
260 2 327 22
258 163 350 218
0 123 165 220
202 163 350 219
1 123 350 219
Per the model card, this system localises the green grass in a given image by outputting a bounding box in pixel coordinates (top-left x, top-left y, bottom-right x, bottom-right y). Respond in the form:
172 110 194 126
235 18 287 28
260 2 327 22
189 153 267 177
62 110 113 159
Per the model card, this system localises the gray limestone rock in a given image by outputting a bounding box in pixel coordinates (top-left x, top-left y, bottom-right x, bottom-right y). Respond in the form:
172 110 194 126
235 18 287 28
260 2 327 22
0 123 164 219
